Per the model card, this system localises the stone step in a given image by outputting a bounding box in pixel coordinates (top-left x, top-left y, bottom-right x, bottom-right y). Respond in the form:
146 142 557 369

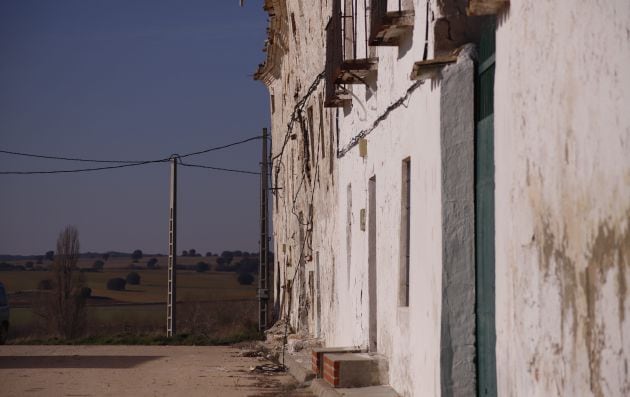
322 353 388 388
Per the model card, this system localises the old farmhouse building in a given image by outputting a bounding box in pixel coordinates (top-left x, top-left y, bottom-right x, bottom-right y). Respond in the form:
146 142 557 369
255 0 630 396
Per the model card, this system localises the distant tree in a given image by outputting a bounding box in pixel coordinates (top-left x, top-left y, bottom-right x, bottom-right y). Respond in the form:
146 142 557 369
36 256 43 265
233 250 243 257
195 262 210 273
126 271 141 285
131 250 143 263
147 258 158 269
220 251 234 264
45 250 54 261
182 250 188 257
205 252 213 257
236 257 258 274
188 249 196 256
24 261 34 269
106 277 126 291
37 279 53 290
92 260 105 271
237 272 255 285
242 251 250 257
102 253 110 261
38 226 87 339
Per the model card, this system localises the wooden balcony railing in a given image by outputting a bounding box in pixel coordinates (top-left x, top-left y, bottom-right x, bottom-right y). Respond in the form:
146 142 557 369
369 0 414 46
325 0 378 107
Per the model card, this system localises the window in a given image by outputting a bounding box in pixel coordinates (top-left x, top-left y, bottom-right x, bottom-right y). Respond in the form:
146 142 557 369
307 106 315 166
347 183 352 275
400 158 411 306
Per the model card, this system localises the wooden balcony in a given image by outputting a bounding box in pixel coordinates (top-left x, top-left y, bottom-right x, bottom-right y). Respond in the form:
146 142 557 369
325 0 378 107
369 0 414 46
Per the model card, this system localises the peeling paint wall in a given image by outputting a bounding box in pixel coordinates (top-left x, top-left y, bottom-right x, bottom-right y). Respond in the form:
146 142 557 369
259 1 453 395
494 1 630 395
257 0 630 396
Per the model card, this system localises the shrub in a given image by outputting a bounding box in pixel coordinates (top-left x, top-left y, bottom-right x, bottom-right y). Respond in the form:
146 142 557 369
236 258 258 274
107 277 126 291
45 250 54 261
195 262 210 273
38 279 53 290
80 287 92 299
126 271 141 285
93 260 105 271
131 249 143 263
220 251 234 264
147 258 158 269
237 272 255 285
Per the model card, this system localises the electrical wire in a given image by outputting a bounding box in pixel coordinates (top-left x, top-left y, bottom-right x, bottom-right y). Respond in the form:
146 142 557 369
0 136 263 175
0 149 146 164
178 136 263 159
0 135 263 164
179 161 260 175
0 159 167 175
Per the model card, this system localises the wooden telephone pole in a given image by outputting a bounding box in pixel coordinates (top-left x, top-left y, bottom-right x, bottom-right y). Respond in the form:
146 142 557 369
258 128 270 332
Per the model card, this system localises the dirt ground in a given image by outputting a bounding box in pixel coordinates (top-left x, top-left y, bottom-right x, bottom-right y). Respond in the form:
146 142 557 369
0 345 313 397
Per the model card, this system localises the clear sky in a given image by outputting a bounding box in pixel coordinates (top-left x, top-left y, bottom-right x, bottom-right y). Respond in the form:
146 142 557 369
0 0 270 255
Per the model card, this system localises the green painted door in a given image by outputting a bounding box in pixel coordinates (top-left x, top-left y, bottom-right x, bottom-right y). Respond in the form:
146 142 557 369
475 19 497 397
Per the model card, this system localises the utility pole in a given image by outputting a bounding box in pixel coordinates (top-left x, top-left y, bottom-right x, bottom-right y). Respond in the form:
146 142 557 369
167 155 178 337
258 128 270 332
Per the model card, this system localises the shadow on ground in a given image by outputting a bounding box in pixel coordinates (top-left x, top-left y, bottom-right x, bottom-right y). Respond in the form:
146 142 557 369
0 355 162 369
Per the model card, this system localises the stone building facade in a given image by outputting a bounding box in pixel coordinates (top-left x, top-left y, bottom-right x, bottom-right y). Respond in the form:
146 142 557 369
255 1 630 396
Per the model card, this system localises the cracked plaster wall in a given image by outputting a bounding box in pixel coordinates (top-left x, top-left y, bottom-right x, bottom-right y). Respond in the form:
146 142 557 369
494 1 630 396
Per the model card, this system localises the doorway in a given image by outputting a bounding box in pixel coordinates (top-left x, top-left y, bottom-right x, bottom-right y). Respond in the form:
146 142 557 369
475 18 497 397
368 175 377 352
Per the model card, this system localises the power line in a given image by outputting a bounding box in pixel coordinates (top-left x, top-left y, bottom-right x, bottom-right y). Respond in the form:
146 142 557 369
178 136 263 159
0 135 263 164
0 159 167 175
0 149 145 164
0 136 264 175
180 161 260 175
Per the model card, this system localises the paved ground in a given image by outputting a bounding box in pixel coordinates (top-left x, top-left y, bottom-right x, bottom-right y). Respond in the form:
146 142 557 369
0 345 313 397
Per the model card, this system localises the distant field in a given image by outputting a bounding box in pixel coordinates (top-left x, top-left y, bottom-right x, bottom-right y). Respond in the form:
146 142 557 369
0 255 259 340
1 268 256 304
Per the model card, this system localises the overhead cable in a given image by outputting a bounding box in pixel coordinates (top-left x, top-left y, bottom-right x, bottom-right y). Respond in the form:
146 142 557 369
0 135 263 164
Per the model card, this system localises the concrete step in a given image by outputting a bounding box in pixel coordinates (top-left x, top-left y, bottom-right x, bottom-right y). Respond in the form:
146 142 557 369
322 353 389 388
284 351 316 383
311 379 399 397
311 346 364 377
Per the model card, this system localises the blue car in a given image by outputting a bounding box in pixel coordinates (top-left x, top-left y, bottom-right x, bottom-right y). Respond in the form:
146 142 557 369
0 282 9 344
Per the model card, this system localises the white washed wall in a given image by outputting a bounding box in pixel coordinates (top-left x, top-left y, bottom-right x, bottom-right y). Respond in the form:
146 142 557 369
494 1 630 396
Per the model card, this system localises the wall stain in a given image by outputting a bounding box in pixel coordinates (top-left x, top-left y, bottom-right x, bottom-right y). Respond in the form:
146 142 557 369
582 209 630 397
536 208 630 397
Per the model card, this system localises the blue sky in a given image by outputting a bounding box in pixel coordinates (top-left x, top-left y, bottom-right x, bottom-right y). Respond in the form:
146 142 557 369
0 0 270 255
